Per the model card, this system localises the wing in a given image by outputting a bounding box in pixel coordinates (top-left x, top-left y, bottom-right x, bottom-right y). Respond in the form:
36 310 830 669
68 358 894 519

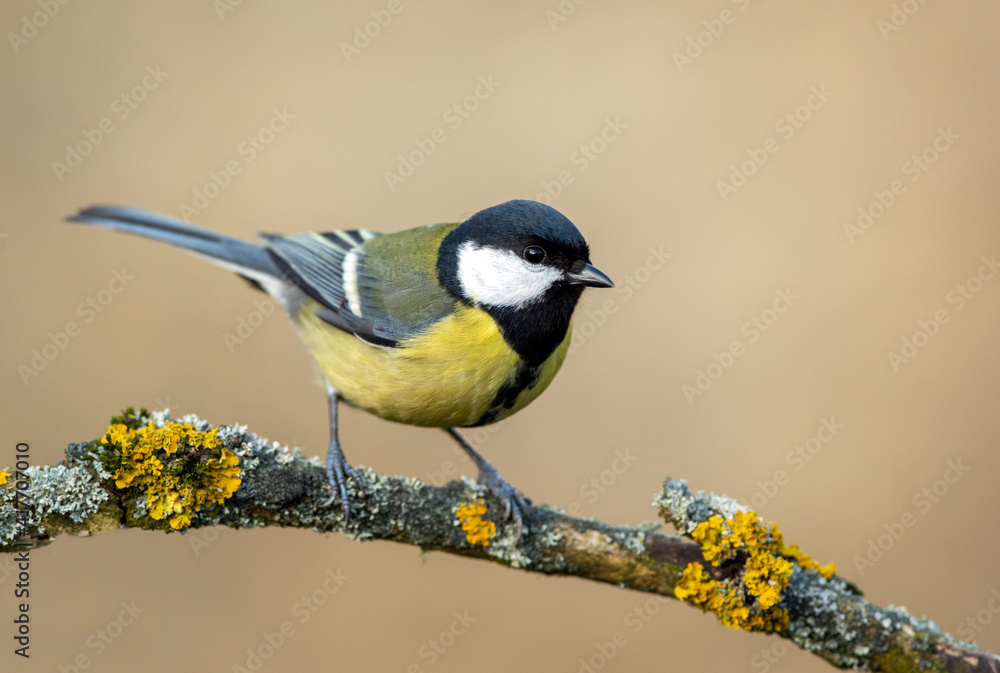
262 222 460 347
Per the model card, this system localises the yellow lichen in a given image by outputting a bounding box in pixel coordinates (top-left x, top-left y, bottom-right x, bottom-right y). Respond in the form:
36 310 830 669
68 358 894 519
718 589 752 629
169 513 193 530
455 500 496 546
729 510 772 550
676 509 830 632
777 540 836 579
746 607 790 633
675 561 788 631
674 562 718 605
691 510 776 566
691 515 727 565
743 552 794 610
102 421 241 530
0 470 9 486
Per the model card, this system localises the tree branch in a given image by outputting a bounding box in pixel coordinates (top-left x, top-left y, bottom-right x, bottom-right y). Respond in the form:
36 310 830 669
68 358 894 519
1 410 996 673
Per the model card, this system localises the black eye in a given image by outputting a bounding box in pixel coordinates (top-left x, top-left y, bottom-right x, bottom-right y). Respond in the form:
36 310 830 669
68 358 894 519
523 246 546 264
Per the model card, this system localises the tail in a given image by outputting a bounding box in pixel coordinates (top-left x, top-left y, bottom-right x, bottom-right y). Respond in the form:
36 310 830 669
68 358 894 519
67 205 287 297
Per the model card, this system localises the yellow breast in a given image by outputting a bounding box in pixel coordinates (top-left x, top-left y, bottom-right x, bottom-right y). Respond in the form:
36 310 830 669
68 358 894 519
292 302 570 428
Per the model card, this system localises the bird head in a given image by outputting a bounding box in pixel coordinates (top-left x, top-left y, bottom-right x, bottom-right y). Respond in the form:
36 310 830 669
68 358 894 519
438 200 613 366
439 199 613 311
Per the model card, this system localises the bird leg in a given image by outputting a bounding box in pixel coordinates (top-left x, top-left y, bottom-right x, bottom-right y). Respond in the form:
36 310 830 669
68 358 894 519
323 383 365 522
444 427 530 537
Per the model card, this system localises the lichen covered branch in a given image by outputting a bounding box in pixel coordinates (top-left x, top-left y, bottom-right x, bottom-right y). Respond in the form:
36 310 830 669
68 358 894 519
0 410 996 673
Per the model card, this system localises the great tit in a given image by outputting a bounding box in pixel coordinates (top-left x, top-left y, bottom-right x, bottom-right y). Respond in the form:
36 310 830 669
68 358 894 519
68 200 613 532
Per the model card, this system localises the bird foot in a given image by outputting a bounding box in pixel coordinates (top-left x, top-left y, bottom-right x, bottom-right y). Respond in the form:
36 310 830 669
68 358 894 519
324 455 365 523
476 462 531 538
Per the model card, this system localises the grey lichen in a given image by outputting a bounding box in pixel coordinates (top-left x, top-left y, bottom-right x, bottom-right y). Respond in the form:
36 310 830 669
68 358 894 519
655 477 1000 673
23 465 108 529
0 497 19 544
0 462 113 545
3 411 998 673
655 478 750 534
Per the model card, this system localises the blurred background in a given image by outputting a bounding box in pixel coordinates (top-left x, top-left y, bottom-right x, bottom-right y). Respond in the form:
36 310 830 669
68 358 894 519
3 1 999 671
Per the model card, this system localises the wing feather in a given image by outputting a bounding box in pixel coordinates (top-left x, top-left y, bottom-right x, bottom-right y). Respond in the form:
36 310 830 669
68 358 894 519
262 224 457 346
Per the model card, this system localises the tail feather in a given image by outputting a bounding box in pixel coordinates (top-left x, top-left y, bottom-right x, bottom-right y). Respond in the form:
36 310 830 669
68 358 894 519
66 206 296 303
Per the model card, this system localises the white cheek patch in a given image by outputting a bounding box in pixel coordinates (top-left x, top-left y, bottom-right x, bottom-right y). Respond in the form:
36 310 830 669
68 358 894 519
456 242 563 308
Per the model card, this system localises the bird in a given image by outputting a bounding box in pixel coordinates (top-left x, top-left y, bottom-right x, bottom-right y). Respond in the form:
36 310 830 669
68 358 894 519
67 199 614 534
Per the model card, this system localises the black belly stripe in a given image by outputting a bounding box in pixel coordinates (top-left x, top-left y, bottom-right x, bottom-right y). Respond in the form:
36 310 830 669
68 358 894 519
471 363 541 426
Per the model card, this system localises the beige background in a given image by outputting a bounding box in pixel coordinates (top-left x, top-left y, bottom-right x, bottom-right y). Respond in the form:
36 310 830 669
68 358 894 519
3 1 999 671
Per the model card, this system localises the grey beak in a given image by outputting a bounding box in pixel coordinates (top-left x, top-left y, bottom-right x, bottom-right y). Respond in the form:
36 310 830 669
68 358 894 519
568 263 614 288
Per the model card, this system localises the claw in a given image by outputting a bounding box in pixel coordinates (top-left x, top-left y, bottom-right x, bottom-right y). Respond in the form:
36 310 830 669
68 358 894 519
324 459 364 522
323 444 365 525
445 428 531 538
477 462 530 537
322 383 364 523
